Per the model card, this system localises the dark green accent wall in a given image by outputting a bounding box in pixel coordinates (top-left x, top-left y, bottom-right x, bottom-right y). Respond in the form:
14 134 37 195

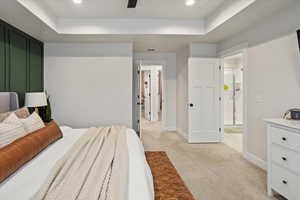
0 19 44 106
0 23 5 92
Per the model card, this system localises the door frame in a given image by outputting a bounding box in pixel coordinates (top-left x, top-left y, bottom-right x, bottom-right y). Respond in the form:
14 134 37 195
219 47 248 156
133 59 166 133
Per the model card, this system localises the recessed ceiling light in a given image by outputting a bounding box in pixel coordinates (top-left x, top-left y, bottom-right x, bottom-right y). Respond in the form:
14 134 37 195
73 0 82 4
185 0 195 6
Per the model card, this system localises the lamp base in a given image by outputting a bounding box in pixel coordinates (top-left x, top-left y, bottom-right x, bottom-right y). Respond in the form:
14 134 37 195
34 107 39 115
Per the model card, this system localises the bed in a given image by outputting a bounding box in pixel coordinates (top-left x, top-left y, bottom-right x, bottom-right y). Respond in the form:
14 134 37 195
0 93 154 200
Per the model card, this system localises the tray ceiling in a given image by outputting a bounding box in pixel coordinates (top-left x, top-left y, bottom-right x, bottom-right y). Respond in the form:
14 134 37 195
16 0 256 35
34 0 226 20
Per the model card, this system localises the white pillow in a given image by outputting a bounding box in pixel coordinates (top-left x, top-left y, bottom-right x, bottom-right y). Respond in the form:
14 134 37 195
3 112 24 126
20 112 45 133
0 113 27 148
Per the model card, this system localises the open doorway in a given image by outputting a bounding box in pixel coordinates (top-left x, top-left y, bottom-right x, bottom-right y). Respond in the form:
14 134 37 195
223 53 244 153
139 65 163 139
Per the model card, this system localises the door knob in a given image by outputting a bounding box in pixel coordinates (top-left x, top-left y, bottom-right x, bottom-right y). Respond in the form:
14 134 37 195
189 103 194 107
282 157 287 161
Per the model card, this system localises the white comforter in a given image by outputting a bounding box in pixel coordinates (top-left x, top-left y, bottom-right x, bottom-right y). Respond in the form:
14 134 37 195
0 126 154 200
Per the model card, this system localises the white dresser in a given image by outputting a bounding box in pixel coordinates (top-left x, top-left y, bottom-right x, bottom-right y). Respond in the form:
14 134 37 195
265 119 300 200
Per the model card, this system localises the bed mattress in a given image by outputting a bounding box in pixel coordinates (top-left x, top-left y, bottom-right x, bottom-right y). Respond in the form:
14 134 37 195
0 126 154 200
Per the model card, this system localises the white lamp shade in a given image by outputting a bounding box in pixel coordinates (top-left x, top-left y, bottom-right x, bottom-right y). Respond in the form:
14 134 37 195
25 92 47 107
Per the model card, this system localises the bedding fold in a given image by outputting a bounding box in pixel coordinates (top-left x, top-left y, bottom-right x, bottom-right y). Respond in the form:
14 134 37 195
32 126 128 200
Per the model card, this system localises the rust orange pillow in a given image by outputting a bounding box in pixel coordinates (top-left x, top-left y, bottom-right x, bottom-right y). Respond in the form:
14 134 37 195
0 121 63 183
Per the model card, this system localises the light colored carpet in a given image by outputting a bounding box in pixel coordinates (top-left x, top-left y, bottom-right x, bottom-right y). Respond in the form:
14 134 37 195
140 120 285 200
224 127 243 134
224 133 243 153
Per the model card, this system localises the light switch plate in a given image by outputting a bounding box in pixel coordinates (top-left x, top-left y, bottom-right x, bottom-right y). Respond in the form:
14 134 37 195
255 95 264 103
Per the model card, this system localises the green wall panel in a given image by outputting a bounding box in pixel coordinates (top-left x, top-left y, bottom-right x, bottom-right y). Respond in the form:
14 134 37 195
9 30 28 106
0 19 44 106
0 24 5 91
29 40 43 92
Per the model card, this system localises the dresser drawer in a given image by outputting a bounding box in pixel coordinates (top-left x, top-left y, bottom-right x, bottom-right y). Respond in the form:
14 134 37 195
271 164 300 200
270 126 300 153
271 144 300 174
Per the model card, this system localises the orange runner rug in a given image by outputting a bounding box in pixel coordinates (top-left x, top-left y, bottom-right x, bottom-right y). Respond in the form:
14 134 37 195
145 151 196 200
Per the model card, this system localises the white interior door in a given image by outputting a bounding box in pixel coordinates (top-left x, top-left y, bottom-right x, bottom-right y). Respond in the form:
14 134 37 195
144 71 151 120
150 69 159 121
188 58 221 143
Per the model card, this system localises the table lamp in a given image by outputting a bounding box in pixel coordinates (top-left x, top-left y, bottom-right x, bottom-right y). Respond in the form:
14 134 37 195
25 92 47 114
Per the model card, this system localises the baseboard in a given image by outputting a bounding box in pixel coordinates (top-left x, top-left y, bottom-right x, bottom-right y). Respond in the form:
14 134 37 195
162 127 177 132
176 128 188 140
244 152 267 170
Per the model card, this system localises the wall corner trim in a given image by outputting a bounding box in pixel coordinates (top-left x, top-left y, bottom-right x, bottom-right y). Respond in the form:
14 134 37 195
244 152 267 171
163 127 177 132
176 128 188 140
217 42 249 57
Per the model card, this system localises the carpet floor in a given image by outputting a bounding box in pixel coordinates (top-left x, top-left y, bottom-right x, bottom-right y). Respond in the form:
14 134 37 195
141 119 285 200
145 151 195 200
224 127 243 134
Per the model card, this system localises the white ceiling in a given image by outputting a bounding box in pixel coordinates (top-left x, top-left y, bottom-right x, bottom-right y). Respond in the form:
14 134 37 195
35 0 225 19
0 0 297 52
16 0 256 35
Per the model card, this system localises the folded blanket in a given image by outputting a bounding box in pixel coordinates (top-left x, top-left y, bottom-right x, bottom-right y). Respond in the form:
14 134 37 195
32 126 128 200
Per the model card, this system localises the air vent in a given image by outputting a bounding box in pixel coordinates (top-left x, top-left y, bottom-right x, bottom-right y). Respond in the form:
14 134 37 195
128 0 138 8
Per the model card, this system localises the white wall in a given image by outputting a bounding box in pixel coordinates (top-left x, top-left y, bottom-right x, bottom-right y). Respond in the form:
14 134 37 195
176 46 189 137
44 43 133 128
190 43 217 57
133 52 177 130
245 34 300 161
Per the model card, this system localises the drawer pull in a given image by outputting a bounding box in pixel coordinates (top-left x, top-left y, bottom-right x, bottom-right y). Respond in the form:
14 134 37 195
281 157 287 161
282 137 287 141
282 180 288 185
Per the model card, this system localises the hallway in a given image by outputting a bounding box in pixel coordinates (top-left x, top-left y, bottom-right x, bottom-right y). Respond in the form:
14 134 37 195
224 127 243 153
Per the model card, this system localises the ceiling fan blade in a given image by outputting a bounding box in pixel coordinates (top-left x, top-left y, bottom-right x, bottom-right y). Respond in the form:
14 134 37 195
127 0 138 8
